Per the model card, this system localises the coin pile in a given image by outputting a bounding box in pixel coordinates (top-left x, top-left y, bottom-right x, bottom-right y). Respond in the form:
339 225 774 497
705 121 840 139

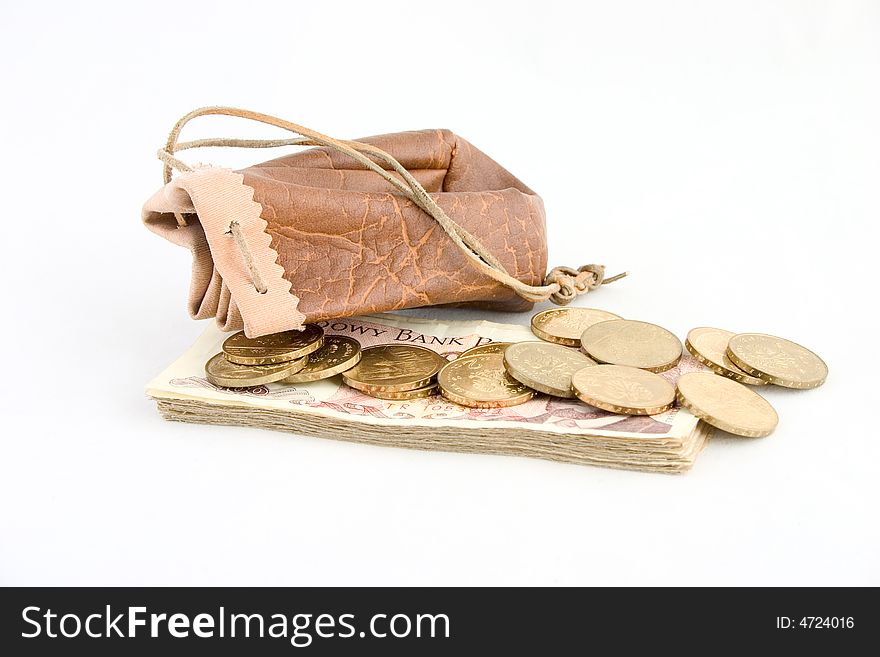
205 325 362 388
203 307 827 439
521 308 827 437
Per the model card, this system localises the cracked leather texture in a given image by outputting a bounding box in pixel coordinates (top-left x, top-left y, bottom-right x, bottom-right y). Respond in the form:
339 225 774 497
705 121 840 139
239 129 548 323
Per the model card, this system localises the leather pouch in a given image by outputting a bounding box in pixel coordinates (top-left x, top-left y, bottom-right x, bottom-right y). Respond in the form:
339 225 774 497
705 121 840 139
144 108 614 337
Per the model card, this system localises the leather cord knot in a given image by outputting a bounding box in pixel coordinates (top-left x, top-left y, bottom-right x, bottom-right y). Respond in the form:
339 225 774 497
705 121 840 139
545 264 607 305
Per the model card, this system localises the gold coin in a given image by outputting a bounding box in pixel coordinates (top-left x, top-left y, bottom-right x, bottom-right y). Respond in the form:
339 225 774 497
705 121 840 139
438 353 535 408
503 341 596 398
726 333 827 389
676 371 778 437
223 325 325 365
685 327 767 386
579 319 682 372
531 308 622 346
204 352 307 388
360 384 439 401
457 342 512 359
342 344 447 393
571 364 675 415
281 336 362 383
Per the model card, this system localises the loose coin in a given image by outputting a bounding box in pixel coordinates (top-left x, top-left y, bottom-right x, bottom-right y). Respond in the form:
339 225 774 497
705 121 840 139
571 364 676 415
438 353 535 408
281 335 362 383
685 327 767 386
503 341 596 398
342 344 447 393
223 325 325 365
457 342 512 359
531 308 622 346
676 371 778 437
726 333 827 389
361 384 439 401
579 319 682 372
204 352 307 388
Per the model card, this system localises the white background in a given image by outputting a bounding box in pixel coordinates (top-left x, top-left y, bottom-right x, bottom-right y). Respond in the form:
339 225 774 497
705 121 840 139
1 1 877 585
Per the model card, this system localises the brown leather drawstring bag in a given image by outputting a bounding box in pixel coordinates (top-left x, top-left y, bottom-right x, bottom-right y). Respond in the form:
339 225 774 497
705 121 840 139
143 107 623 337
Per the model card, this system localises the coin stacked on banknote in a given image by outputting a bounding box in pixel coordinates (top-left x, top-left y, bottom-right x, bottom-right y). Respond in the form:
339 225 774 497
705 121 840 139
530 308 621 346
438 353 535 408
204 325 326 388
571 364 676 415
281 335 362 383
503 341 595 398
342 344 447 400
579 319 682 372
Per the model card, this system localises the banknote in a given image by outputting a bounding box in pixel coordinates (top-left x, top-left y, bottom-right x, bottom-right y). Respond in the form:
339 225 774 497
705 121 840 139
147 313 711 472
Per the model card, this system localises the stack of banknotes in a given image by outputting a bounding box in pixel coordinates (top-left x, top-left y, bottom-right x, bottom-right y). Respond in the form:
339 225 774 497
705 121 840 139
147 314 712 473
